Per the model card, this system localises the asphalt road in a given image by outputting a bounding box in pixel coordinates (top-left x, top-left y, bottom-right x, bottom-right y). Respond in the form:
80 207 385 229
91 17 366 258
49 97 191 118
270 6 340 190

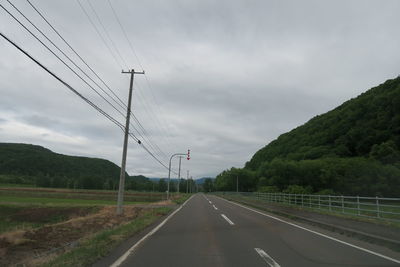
113 194 400 267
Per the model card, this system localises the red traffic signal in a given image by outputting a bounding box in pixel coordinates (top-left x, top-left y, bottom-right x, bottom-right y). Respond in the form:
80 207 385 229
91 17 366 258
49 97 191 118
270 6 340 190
187 149 190 160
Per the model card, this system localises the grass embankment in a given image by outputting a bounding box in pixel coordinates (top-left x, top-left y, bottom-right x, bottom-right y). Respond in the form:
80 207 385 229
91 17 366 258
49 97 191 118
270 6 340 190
42 207 172 267
172 193 191 204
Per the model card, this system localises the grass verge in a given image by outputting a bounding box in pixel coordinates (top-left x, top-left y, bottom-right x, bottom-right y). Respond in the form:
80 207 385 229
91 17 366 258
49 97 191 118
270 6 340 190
42 207 172 267
172 193 191 205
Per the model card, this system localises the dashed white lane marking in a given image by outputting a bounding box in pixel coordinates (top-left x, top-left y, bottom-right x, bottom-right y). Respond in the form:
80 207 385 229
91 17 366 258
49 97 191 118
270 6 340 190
110 195 195 267
216 196 400 265
209 201 212 204
221 214 235 225
213 205 218 210
254 248 281 267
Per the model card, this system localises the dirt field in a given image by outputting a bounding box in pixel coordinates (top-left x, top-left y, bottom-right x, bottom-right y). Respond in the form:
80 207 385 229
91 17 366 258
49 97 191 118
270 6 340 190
0 201 173 266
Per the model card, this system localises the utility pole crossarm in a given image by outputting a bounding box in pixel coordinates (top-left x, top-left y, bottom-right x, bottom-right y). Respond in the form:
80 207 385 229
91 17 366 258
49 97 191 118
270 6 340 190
122 69 145 75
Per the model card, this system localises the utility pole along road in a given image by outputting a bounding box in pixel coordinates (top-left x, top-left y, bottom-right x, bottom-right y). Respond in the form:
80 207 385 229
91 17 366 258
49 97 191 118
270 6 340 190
112 194 400 267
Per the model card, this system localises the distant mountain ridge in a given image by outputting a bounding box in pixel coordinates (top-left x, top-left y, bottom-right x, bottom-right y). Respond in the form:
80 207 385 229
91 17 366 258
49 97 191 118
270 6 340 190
0 143 146 190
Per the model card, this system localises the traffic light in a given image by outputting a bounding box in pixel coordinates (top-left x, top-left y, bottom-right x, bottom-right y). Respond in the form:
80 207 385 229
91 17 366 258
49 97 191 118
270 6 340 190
187 149 190 160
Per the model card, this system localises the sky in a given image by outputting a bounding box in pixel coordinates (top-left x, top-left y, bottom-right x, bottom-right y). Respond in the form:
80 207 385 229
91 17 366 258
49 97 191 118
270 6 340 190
1 0 400 179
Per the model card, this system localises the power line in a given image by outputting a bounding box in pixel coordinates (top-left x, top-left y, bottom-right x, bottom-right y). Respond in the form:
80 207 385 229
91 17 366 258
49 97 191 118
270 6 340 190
24 0 170 161
86 0 128 68
6 0 127 116
1 3 127 120
134 81 174 153
0 31 175 174
131 133 178 175
107 0 142 68
74 0 170 161
26 0 127 110
105 0 175 153
2 3 174 174
0 31 125 132
76 0 121 68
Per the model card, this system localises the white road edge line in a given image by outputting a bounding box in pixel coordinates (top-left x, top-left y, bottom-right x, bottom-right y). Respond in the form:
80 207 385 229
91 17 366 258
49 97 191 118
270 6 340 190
213 205 218 210
216 196 400 264
221 214 235 225
110 195 195 267
254 248 281 267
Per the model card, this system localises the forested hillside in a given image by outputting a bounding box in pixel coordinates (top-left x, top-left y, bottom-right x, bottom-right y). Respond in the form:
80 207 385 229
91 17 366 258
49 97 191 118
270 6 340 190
215 77 400 197
0 143 153 190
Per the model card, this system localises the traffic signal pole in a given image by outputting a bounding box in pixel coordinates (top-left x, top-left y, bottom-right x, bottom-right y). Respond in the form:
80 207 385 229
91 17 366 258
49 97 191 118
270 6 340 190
167 150 190 200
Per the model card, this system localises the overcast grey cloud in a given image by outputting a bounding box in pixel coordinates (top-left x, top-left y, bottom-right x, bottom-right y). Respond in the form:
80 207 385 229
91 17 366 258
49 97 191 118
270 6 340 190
1 0 399 179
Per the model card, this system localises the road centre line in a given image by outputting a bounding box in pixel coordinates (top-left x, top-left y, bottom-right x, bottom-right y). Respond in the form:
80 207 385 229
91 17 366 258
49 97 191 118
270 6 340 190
213 205 218 210
254 248 281 267
221 214 235 225
216 196 400 264
209 201 212 204
110 195 195 267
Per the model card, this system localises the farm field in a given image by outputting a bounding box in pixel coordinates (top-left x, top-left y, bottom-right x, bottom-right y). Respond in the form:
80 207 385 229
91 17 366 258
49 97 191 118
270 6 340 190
0 186 188 266
0 186 168 202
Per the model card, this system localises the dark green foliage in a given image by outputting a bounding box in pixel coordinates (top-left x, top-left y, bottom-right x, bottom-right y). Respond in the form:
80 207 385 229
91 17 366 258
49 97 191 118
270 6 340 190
203 178 214 192
246 77 400 170
214 167 257 192
215 77 400 197
258 186 279 193
283 185 312 194
157 179 167 192
0 143 156 190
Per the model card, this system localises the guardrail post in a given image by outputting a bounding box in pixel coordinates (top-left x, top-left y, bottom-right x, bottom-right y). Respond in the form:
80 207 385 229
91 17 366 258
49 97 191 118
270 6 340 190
357 196 360 215
376 196 380 218
318 195 321 209
301 194 304 207
328 195 331 211
341 195 344 213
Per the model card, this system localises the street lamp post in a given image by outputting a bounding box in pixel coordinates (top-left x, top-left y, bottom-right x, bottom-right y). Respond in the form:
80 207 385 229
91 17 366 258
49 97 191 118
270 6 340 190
167 150 190 200
177 156 182 194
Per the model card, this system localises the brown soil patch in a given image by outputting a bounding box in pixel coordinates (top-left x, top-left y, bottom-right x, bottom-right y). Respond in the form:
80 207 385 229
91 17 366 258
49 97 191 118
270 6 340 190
0 205 145 266
11 206 95 223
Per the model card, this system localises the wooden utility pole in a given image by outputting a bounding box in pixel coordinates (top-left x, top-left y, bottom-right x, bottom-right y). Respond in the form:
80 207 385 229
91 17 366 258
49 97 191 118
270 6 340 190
117 69 144 215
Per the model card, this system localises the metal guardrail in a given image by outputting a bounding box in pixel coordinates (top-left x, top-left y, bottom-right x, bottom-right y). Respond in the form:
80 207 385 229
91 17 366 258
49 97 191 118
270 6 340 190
215 192 400 222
